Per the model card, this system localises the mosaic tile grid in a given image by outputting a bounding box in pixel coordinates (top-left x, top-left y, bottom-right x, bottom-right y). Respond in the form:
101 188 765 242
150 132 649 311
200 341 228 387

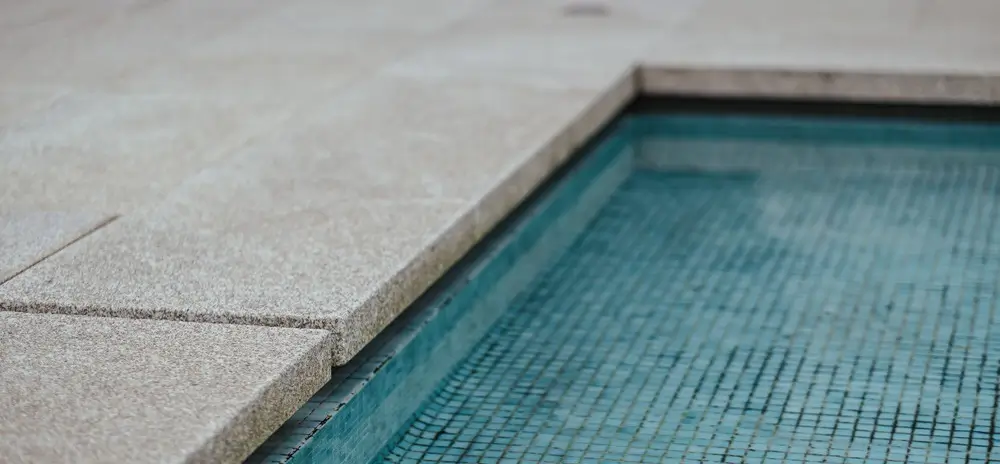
247 126 635 464
379 135 1000 462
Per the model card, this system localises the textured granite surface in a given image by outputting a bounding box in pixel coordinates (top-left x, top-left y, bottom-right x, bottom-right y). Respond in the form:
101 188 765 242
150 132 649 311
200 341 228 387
640 0 1000 103
0 91 64 126
642 0 1000 75
0 212 113 283
0 72 635 365
0 93 294 213
0 312 333 464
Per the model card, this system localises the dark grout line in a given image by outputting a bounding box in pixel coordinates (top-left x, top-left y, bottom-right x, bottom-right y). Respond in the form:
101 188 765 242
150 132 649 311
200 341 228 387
628 94 1000 123
0 215 120 287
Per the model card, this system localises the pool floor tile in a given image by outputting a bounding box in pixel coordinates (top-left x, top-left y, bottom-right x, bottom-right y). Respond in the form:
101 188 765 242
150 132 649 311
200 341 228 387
379 127 1000 462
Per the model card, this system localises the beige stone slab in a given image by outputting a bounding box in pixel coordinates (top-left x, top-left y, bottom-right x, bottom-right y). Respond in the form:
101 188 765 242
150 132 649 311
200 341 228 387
384 23 653 91
642 30 1000 76
0 13 93 65
687 0 922 37
0 93 293 213
117 23 421 98
0 311 332 464
0 0 273 90
0 90 64 126
641 0 1000 77
639 0 1000 104
258 0 489 34
0 0 154 28
384 0 679 91
0 0 160 63
0 72 636 365
0 212 114 283
464 0 702 28
915 0 1000 38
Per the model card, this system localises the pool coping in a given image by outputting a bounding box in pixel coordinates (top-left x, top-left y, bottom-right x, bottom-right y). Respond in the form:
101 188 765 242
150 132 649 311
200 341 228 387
638 66 1000 105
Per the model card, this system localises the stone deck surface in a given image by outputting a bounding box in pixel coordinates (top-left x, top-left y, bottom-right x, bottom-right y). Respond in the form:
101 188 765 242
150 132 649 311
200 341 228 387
1 0 998 462
0 211 113 282
0 312 332 464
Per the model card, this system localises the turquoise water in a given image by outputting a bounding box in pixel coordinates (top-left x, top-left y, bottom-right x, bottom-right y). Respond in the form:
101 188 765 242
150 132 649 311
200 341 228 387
250 111 1000 464
376 115 1000 463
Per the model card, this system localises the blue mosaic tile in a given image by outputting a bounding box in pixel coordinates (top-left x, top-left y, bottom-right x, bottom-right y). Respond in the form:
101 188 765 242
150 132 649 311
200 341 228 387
377 115 1000 463
250 112 1000 463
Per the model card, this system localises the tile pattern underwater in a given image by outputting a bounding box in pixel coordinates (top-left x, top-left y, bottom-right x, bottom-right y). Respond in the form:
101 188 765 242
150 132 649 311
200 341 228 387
377 116 1000 463
252 112 1000 464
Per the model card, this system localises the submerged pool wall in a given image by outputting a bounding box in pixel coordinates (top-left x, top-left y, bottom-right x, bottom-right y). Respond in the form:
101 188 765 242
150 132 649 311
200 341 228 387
633 113 1000 174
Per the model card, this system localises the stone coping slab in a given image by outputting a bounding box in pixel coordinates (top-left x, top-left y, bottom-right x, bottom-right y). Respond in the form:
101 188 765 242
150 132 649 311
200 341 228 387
0 312 333 464
639 67 1000 104
0 71 636 365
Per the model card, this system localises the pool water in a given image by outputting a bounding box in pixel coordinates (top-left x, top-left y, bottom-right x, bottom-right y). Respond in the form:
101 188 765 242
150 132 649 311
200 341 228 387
377 114 1000 463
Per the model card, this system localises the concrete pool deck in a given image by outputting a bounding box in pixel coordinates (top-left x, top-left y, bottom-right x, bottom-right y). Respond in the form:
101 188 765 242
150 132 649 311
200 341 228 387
1 0 998 462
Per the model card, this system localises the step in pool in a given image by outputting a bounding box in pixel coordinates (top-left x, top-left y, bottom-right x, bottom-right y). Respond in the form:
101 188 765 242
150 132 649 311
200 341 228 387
250 100 1000 464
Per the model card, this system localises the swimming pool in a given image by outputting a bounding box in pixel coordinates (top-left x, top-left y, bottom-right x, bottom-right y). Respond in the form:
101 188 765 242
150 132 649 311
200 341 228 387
251 100 1000 464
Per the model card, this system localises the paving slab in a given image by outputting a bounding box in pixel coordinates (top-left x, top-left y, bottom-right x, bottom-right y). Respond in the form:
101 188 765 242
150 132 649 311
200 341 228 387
112 0 487 98
0 311 332 464
0 0 274 91
642 0 1000 76
461 0 702 27
0 93 293 213
0 71 635 365
0 212 113 283
0 90 64 126
258 0 488 34
640 0 1000 104
384 23 650 92
382 0 685 91
115 24 418 99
